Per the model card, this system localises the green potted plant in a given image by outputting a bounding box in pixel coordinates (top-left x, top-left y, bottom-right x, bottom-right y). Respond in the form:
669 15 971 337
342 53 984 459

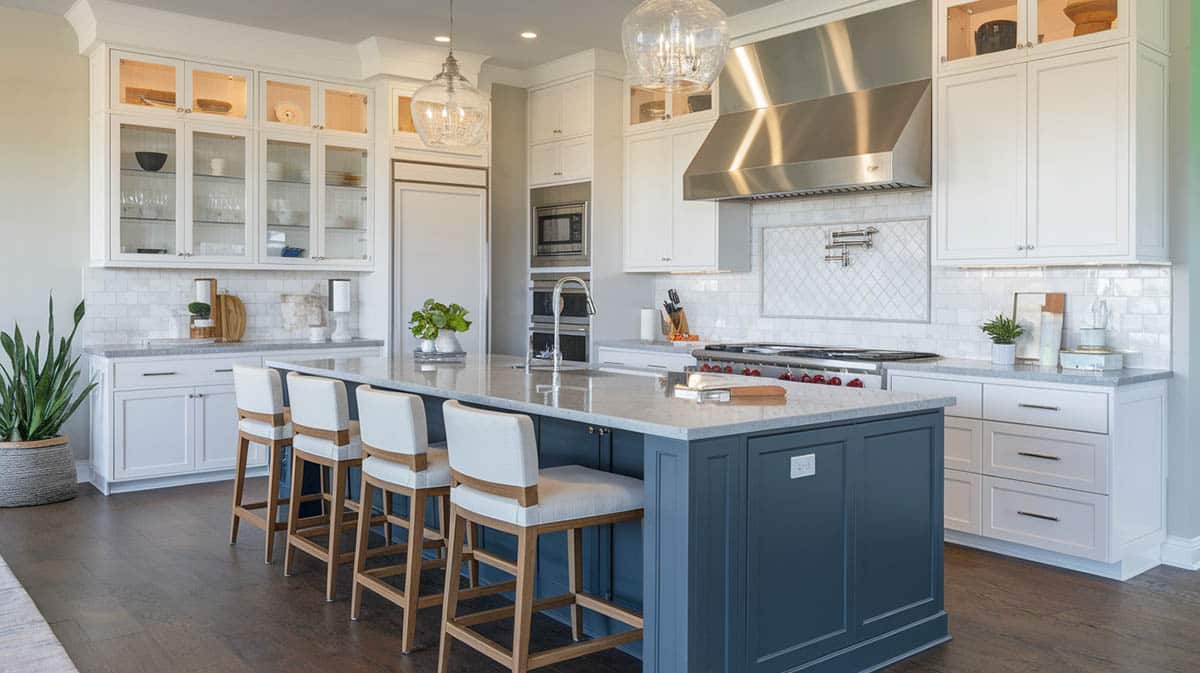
0 297 97 507
981 314 1025 365
409 299 472 354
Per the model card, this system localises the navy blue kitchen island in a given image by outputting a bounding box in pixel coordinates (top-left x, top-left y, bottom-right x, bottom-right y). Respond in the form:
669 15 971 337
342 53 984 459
267 354 954 673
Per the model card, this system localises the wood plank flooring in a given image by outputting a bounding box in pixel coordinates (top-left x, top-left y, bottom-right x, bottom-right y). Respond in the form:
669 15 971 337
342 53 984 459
1 480 1198 673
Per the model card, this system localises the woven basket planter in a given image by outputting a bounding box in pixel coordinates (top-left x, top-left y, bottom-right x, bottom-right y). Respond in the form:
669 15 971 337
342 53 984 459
0 436 77 507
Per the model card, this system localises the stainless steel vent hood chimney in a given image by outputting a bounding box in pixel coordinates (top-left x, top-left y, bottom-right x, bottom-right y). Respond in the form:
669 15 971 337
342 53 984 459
683 0 932 201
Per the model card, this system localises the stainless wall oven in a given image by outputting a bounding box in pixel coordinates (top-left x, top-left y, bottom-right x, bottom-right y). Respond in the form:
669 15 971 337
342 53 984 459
530 182 590 268
529 324 589 364
530 273 592 326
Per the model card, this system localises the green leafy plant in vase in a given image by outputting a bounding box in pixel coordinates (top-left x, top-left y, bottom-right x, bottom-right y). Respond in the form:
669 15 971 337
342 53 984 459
409 299 472 354
981 314 1024 365
0 296 97 506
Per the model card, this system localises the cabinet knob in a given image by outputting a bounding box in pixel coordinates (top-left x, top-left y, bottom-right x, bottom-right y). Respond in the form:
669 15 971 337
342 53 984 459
940 56 948 63
1016 43 1025 49
185 108 192 113
1026 245 1035 251
1027 41 1034 48
665 113 672 119
1017 245 1026 251
176 107 184 113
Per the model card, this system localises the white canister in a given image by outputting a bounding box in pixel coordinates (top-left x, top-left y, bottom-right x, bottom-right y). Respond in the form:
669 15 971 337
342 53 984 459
1079 327 1107 350
210 157 226 176
640 308 659 342
308 326 326 343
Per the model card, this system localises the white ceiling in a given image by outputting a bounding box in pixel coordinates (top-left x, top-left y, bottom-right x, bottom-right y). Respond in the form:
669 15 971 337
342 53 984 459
5 0 780 69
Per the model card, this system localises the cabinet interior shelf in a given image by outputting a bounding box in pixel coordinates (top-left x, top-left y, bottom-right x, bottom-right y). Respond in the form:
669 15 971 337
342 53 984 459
267 178 311 186
267 223 311 229
325 183 366 191
195 173 246 182
121 216 175 223
194 220 245 226
122 168 175 177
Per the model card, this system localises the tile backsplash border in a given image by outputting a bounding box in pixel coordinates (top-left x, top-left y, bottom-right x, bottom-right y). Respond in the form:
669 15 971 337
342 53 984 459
82 267 363 347
653 190 1172 370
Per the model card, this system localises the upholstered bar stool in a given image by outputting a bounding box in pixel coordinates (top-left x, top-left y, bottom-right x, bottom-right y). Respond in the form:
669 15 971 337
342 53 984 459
229 365 294 564
350 386 497 653
284 371 377 601
437 400 645 673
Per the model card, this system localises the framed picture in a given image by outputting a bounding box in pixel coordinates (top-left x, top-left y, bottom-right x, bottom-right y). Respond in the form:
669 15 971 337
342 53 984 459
1012 292 1065 361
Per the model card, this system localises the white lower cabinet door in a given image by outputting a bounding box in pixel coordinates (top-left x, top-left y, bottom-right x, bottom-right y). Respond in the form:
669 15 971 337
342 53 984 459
944 468 982 535
194 384 245 470
113 388 193 480
981 476 1110 562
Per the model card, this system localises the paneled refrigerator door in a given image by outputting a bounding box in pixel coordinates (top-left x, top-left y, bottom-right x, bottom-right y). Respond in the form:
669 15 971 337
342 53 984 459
111 117 186 261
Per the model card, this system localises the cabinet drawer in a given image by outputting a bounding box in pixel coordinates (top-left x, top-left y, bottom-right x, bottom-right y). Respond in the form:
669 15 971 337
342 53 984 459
114 356 258 390
945 469 982 535
596 348 695 373
889 375 981 418
983 384 1108 433
984 421 1109 494
981 476 1110 562
945 416 982 472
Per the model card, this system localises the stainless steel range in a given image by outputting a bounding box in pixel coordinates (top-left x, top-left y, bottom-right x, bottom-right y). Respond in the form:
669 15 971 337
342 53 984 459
689 343 940 389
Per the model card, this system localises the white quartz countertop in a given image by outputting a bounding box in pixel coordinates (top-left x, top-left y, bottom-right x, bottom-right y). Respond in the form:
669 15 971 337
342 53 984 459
265 354 953 441
885 357 1172 387
595 339 707 355
85 338 384 359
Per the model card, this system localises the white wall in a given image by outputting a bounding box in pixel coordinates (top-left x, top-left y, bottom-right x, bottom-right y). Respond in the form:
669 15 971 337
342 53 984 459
488 84 529 357
0 7 91 458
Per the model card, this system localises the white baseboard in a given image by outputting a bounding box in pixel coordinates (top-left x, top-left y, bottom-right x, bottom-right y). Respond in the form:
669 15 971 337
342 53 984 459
75 460 92 485
945 530 1161 581
1160 536 1200 570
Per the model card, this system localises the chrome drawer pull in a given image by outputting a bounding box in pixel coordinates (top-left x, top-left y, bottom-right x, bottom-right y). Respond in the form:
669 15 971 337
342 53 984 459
1018 403 1061 412
142 371 177 377
1017 451 1061 461
1017 510 1059 522
646 364 667 369
214 368 234 373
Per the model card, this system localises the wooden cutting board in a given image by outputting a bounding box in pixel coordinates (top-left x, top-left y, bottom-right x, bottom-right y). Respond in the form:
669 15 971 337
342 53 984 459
217 294 246 342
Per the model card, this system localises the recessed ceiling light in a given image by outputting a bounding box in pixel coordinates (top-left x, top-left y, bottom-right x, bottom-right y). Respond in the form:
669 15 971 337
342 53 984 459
434 35 451 43
520 31 538 39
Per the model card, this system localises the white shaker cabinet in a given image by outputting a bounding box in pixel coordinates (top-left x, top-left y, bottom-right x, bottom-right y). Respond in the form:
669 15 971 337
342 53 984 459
112 388 193 480
623 132 673 268
193 384 242 471
529 77 593 144
529 137 592 186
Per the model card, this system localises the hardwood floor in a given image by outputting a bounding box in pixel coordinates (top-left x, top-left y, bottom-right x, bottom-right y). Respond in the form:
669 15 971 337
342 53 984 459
1 480 1198 673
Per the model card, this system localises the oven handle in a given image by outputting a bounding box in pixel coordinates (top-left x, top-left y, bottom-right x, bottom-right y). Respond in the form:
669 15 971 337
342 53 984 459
529 324 590 335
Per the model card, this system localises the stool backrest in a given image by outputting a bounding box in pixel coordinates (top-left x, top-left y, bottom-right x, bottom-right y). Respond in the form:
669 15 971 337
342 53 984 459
443 400 539 505
286 372 351 444
233 365 285 425
356 385 430 471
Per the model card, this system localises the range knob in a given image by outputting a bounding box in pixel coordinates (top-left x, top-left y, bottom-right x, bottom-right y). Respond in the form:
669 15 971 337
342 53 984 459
847 378 865 388
779 371 793 381
799 373 813 383
700 364 712 372
828 376 843 386
811 374 826 384
742 367 753 376
723 365 734 374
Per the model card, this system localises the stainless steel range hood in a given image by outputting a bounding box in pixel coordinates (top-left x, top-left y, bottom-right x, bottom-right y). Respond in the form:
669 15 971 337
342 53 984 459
684 0 932 201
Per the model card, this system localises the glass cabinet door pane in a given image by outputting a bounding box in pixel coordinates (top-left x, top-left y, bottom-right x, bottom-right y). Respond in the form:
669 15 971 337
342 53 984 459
671 89 713 120
324 88 369 134
118 57 178 110
264 79 313 128
396 94 416 134
118 123 178 256
1035 0 1117 46
191 69 248 120
945 0 1020 63
630 86 667 125
192 132 247 258
322 145 369 261
264 139 313 260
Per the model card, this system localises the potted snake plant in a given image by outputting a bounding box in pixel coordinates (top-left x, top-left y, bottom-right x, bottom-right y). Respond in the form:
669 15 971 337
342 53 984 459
0 297 97 507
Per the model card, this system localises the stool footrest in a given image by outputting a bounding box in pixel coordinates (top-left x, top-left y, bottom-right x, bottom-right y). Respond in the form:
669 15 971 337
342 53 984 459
575 592 644 629
469 548 518 576
527 629 644 670
452 593 574 628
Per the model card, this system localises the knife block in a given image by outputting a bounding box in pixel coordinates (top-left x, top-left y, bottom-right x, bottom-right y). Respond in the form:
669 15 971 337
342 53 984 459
662 308 691 338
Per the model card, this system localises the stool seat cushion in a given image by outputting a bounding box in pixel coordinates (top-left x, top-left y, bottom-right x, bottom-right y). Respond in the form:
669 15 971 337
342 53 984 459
293 420 362 461
238 418 294 441
452 465 643 527
363 442 451 490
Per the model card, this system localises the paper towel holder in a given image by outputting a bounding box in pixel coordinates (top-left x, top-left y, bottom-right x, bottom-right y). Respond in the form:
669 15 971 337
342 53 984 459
328 279 353 343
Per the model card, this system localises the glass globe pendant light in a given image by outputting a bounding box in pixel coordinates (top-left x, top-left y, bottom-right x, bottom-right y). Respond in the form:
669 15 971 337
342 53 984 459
411 0 489 147
621 0 730 93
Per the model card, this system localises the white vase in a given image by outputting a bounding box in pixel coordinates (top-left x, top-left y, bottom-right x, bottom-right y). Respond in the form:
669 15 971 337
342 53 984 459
435 331 462 354
991 343 1016 366
419 338 436 353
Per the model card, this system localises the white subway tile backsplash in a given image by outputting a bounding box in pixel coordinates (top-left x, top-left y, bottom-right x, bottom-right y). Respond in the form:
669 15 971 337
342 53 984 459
653 190 1172 369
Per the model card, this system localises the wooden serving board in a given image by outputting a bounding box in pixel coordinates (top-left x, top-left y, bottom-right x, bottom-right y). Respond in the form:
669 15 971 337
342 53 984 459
217 294 246 342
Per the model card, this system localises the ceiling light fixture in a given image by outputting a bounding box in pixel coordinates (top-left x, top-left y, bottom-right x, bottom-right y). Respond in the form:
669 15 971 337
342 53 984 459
434 35 451 43
411 0 490 148
621 0 729 93
520 31 537 39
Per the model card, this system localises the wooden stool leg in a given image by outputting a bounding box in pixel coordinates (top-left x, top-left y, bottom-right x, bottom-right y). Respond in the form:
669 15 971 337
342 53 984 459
437 507 466 673
467 523 480 588
383 491 394 544
350 475 375 621
229 435 250 545
319 465 329 516
512 528 538 673
284 452 305 577
326 461 349 602
401 492 427 654
567 527 583 641
438 495 451 560
263 440 284 564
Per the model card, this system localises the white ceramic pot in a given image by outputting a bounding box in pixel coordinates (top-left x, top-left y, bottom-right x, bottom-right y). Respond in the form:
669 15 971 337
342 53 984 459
193 318 215 328
991 343 1016 366
419 338 436 353
435 331 462 354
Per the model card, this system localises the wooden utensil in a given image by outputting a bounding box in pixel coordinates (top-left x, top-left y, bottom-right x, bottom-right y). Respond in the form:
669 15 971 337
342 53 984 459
728 385 788 399
217 294 247 342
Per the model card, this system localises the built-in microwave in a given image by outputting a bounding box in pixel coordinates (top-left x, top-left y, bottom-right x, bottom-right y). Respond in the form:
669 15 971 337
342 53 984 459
530 183 590 268
530 273 592 326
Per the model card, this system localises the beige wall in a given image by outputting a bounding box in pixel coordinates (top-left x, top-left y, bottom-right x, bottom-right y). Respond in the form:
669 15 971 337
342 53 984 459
0 7 90 458
488 83 529 357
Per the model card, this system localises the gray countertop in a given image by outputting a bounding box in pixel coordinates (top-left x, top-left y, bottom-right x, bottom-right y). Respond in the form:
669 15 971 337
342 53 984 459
595 339 707 355
86 338 384 359
885 357 1173 387
265 354 953 441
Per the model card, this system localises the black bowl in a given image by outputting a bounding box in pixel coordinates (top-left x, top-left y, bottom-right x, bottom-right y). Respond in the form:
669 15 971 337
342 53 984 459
135 151 168 172
975 20 1017 55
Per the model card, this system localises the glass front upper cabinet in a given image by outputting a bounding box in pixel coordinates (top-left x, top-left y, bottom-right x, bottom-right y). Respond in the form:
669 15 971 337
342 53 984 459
114 53 183 113
114 120 182 258
186 64 252 122
944 0 1022 64
628 85 714 128
1033 0 1119 48
394 92 417 135
321 144 370 262
262 137 315 262
942 0 1121 65
322 85 370 134
189 129 251 261
262 76 316 130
